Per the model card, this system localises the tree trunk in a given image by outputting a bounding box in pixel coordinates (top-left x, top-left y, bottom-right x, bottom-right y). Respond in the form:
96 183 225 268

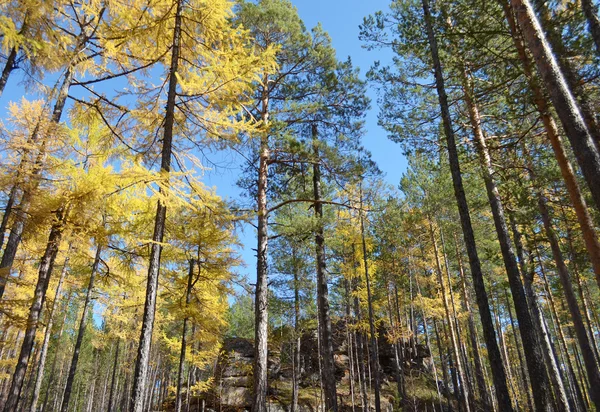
3 209 67 412
502 1 600 289
29 253 70 412
107 339 120 412
60 245 101 412
420 1 514 409
581 0 600 56
0 47 17 97
0 185 18 253
252 79 270 412
351 260 368 412
359 186 381 412
538 251 589 411
509 213 569 411
462 64 554 411
429 220 470 412
129 1 182 409
176 260 194 412
0 65 73 300
452 233 490 409
312 126 338 412
536 194 600 409
291 252 301 412
509 0 600 212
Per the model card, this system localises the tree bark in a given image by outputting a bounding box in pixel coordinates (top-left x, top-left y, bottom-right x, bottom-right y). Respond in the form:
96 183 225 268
176 260 195 412
291 252 301 412
509 213 569 411
107 340 121 412
429 220 470 412
359 186 381 412
452 233 490 409
252 79 270 412
312 126 338 412
60 245 101 412
462 63 554 410
502 1 600 290
0 65 73 300
2 208 67 412
509 0 600 213
536 194 600 409
129 1 182 410
29 252 70 412
420 1 514 409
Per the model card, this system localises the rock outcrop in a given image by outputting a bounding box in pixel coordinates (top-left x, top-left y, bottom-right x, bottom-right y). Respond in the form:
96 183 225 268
208 321 433 411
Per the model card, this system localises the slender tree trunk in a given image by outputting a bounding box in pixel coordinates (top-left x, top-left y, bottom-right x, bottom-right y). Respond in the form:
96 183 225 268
291 252 301 412
252 80 270 412
60 245 101 412
581 0 600 56
312 126 338 412
420 2 514 409
509 0 600 213
452 234 490 409
536 194 600 409
0 47 18 98
176 260 195 412
538 252 589 411
107 339 120 412
29 253 70 412
509 213 569 411
3 208 67 412
462 64 554 411
0 185 18 254
130 1 182 409
351 264 368 412
358 186 381 412
502 1 600 289
0 65 73 301
429 220 470 412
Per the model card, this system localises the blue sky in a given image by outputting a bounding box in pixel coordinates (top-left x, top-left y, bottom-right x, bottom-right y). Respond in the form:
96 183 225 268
203 0 408 285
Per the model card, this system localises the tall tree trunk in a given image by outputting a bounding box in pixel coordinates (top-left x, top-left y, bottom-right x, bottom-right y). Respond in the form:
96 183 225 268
312 126 338 412
130 1 182 410
581 0 600 55
351 257 368 412
176 260 195 412
420 1 514 409
462 64 554 411
536 194 600 409
3 208 67 412
359 186 381 412
0 185 18 253
0 65 73 300
538 251 589 411
452 233 490 409
60 245 101 412
509 0 600 213
0 47 17 97
107 341 121 412
429 220 470 412
29 252 70 412
509 213 569 411
252 79 270 412
502 1 600 289
291 252 301 412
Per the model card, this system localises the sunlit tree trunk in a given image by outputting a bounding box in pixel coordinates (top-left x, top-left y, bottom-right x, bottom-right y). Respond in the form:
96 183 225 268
312 126 338 412
3 208 67 412
510 0 600 213
130 1 182 409
420 1 514 408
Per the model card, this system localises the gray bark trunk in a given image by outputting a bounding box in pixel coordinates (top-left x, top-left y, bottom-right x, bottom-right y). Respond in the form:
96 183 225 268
510 0 600 212
420 1 514 409
2 208 67 412
129 1 182 409
60 245 101 412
